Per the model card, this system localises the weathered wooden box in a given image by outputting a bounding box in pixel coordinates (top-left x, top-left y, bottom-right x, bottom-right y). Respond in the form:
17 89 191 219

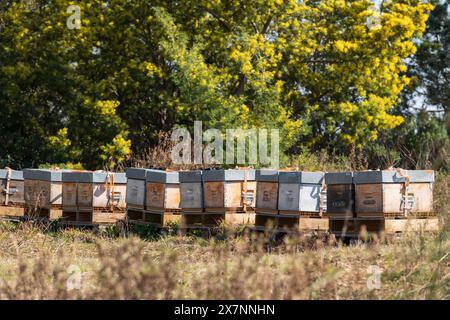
62 171 127 211
1 169 24 207
255 169 279 214
202 169 256 212
61 171 127 225
23 169 65 219
146 169 180 212
354 170 434 218
325 172 354 219
179 171 203 212
278 171 324 215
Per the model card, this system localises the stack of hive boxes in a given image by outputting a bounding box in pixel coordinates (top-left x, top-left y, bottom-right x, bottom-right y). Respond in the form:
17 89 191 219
61 171 127 225
144 170 181 227
255 170 328 232
0 169 25 219
327 170 438 237
23 169 64 220
202 169 256 225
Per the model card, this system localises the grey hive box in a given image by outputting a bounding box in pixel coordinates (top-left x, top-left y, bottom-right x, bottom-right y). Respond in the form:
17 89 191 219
353 170 434 218
179 171 203 211
255 169 279 212
125 168 149 210
325 172 355 219
0 169 24 207
202 169 256 211
23 169 66 212
278 171 324 213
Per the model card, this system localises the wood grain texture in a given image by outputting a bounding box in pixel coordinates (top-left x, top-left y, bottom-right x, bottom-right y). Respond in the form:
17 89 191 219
0 179 24 205
355 184 383 213
256 182 278 210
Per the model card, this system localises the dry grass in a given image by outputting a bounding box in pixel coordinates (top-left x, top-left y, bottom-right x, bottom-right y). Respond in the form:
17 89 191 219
0 219 448 300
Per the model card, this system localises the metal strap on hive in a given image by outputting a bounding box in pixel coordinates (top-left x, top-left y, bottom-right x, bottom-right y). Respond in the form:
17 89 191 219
243 169 248 212
395 168 413 217
240 168 255 212
106 172 115 212
319 175 327 218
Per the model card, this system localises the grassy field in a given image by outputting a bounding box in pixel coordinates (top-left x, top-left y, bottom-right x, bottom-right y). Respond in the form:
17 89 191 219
0 218 448 300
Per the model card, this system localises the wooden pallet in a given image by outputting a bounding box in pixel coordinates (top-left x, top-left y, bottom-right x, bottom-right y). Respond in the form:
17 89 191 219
326 212 355 220
357 212 437 219
278 210 324 218
329 217 440 237
142 210 181 227
299 217 329 231
204 207 255 213
181 212 225 228
254 212 300 231
24 206 62 220
181 211 255 229
0 205 25 218
127 208 145 222
60 209 125 225
255 211 328 232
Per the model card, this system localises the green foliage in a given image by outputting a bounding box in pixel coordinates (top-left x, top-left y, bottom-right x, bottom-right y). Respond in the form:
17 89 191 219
0 0 439 168
130 223 160 241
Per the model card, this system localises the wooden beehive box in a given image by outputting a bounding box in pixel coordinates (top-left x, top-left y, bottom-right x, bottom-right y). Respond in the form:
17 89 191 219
278 171 324 216
145 169 180 212
125 168 148 210
179 171 203 212
62 171 127 211
23 169 64 219
202 169 256 213
325 172 354 219
1 169 24 207
255 169 279 214
0 169 25 218
354 170 434 219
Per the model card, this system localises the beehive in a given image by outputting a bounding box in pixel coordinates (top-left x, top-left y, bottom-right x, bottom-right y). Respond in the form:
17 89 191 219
146 170 180 211
278 171 325 216
61 171 126 224
325 172 354 219
179 171 203 212
179 171 207 228
125 168 148 210
125 168 148 222
255 169 279 214
23 169 64 219
354 170 434 219
202 169 256 213
0 169 25 218
143 170 181 227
